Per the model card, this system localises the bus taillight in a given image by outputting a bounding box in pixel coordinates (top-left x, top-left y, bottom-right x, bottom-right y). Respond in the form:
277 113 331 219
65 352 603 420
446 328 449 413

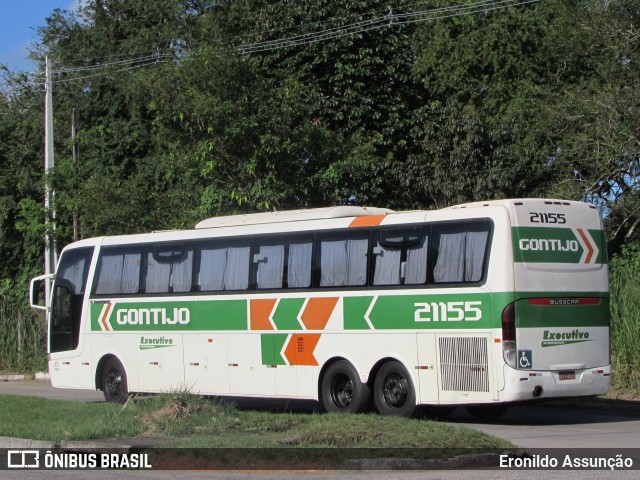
502 302 517 368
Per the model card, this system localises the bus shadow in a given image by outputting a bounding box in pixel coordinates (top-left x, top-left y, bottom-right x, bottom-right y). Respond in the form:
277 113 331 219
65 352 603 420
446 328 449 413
196 395 640 427
445 401 640 427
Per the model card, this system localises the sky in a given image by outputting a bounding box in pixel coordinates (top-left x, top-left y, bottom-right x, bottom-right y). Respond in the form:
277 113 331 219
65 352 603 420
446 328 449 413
0 0 80 73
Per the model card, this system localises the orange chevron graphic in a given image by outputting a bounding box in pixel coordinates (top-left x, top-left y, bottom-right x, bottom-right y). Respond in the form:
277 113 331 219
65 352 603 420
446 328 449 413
250 299 277 330
349 215 386 228
284 333 321 366
100 303 113 332
576 228 595 264
300 297 338 330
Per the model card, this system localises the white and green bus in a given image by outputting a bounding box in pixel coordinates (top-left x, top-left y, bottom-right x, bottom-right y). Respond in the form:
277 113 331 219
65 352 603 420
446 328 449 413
30 199 610 417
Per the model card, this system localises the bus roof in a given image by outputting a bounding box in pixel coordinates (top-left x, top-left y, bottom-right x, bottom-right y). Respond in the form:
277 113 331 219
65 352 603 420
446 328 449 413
444 198 598 210
195 206 394 229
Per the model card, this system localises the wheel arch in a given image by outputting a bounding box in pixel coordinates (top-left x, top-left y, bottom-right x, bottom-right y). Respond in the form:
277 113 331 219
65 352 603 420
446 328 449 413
95 353 124 391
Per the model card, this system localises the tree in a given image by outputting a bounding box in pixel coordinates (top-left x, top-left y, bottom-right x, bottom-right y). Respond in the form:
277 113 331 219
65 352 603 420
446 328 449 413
400 1 567 208
542 0 640 250
0 69 46 284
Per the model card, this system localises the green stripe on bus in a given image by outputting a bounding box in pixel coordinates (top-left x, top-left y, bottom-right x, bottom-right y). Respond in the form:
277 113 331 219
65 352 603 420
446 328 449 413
191 300 247 330
344 294 504 330
90 303 103 331
343 297 374 330
90 291 607 333
512 227 605 264
272 298 305 330
515 297 609 329
260 334 288 365
91 299 247 331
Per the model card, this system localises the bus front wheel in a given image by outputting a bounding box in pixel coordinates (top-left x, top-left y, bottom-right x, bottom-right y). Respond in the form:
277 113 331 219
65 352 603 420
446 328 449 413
102 358 129 403
321 360 370 413
373 361 416 417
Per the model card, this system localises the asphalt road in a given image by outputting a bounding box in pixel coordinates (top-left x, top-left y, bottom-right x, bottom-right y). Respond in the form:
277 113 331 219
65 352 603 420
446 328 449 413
447 402 640 449
1 380 639 479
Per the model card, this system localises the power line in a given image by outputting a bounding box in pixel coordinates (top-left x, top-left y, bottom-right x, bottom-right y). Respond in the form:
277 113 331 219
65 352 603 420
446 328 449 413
51 53 171 75
38 0 540 83
49 58 170 85
237 0 537 54
222 4 391 43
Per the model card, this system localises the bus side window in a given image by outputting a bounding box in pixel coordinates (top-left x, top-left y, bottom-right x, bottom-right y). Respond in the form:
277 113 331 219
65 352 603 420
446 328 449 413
94 248 142 295
252 238 313 290
287 241 312 288
319 234 369 287
372 228 428 286
198 243 250 291
432 224 489 284
145 244 193 294
254 243 285 289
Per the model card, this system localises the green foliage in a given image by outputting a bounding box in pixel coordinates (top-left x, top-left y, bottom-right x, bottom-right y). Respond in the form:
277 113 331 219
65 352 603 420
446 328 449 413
541 0 640 251
0 294 46 372
609 242 640 388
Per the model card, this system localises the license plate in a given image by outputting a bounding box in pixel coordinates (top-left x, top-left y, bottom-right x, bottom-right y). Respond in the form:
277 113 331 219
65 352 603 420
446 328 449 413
558 371 576 380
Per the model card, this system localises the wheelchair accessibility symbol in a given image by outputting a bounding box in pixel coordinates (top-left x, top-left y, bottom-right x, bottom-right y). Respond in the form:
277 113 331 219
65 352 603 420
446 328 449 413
518 350 533 369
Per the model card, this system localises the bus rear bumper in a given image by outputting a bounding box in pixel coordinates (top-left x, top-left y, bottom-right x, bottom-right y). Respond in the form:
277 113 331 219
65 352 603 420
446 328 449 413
499 364 611 403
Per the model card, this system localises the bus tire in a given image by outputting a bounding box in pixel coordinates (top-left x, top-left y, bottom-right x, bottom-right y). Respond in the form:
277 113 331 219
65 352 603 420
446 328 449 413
102 358 129 403
466 404 508 420
373 361 416 417
321 360 370 413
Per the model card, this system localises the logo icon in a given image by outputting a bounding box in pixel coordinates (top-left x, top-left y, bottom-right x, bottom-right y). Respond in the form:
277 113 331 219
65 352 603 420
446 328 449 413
7 450 39 468
518 350 533 369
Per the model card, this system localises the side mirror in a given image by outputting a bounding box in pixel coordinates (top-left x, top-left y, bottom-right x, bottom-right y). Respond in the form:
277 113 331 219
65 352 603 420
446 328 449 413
29 274 54 311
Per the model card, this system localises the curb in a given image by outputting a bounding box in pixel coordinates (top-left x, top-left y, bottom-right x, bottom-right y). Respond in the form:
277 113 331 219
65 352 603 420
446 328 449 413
0 372 49 382
345 452 502 470
0 436 56 449
0 374 28 382
0 437 146 450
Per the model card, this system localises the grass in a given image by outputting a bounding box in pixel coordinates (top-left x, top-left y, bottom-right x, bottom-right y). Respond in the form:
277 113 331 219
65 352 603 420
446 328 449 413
0 395 141 441
609 254 640 389
0 393 514 451
0 296 47 372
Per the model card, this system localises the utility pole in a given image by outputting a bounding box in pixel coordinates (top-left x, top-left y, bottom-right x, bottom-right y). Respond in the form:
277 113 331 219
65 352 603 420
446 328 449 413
44 55 57 311
72 108 79 241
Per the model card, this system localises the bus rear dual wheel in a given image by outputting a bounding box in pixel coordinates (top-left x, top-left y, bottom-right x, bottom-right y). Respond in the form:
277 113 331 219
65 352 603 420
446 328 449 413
321 360 417 417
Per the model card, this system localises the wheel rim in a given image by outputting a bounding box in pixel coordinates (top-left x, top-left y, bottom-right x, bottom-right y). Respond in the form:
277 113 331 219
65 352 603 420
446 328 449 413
106 368 123 397
330 373 353 408
382 372 408 409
